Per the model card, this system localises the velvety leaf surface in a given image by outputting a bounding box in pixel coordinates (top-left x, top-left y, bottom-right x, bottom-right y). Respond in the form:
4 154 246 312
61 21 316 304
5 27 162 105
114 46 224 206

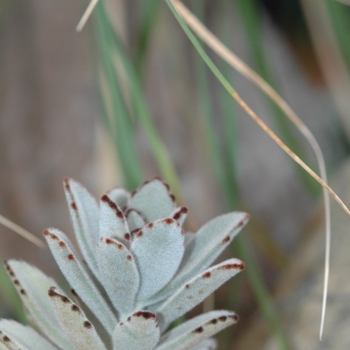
4 261 73 350
0 341 10 350
0 320 58 350
99 195 130 244
132 219 184 300
150 213 248 303
157 311 238 350
155 258 244 330
170 206 188 226
43 228 117 333
188 338 217 350
112 311 160 350
48 287 107 350
177 213 249 284
96 237 139 315
128 179 176 222
0 328 20 350
63 178 100 278
126 209 147 233
106 188 130 209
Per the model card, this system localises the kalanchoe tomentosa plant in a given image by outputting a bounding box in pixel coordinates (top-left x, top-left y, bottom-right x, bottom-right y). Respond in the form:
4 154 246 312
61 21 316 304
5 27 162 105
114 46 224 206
0 178 249 350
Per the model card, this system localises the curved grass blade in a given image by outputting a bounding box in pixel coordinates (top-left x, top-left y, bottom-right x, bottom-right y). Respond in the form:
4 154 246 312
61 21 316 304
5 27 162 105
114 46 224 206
94 2 183 201
0 215 45 249
166 1 292 347
94 3 143 190
236 0 319 194
168 0 350 342
135 0 162 72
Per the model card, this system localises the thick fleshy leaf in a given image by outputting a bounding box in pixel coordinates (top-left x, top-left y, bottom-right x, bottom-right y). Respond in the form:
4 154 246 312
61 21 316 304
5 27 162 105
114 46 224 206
96 237 139 315
106 188 130 209
150 213 249 303
48 287 107 350
112 311 160 350
128 179 176 222
0 327 20 350
0 341 10 350
0 341 9 350
0 320 58 350
132 218 184 300
43 228 117 333
63 177 99 277
4 261 74 350
99 195 131 244
154 258 244 330
126 209 147 233
170 206 188 226
188 338 217 350
156 311 237 350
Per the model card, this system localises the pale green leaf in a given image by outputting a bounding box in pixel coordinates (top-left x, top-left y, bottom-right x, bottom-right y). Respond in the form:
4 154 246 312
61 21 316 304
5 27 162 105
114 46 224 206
43 227 117 334
48 287 107 350
4 261 73 350
155 259 244 330
63 178 100 278
132 219 184 300
112 311 159 350
0 320 58 350
128 179 176 222
96 237 139 315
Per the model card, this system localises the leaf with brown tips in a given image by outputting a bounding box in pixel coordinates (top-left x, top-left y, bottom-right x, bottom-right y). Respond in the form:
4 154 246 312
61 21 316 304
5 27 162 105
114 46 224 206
5 260 72 349
132 219 184 300
154 258 244 330
44 228 117 334
100 195 130 245
128 179 176 222
156 310 238 350
49 287 107 350
0 320 59 350
96 237 139 316
112 311 159 350
63 178 100 279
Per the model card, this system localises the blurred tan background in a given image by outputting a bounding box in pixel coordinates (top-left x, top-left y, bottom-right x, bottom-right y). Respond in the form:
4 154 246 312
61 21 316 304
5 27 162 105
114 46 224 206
1 0 350 348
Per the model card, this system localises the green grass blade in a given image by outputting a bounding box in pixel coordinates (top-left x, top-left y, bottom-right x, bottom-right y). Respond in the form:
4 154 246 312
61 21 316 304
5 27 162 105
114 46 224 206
95 2 183 200
325 0 350 71
167 1 290 348
236 0 319 194
218 15 240 209
235 235 290 349
192 1 241 206
94 2 143 190
135 0 162 73
193 6 230 201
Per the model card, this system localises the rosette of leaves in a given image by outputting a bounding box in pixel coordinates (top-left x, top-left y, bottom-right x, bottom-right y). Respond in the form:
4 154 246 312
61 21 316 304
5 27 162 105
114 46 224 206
0 178 249 350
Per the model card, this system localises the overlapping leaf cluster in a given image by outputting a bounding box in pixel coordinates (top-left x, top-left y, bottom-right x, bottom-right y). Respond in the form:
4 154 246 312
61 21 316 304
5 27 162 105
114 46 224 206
0 178 249 350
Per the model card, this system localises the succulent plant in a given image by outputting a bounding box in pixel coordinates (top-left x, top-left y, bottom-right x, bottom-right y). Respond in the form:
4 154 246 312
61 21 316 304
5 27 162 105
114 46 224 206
0 178 249 350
